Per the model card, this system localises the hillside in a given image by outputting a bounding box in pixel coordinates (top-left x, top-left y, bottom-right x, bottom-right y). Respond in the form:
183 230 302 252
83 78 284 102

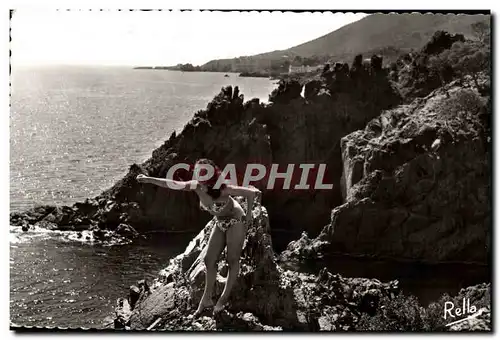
266 13 489 58
201 13 490 72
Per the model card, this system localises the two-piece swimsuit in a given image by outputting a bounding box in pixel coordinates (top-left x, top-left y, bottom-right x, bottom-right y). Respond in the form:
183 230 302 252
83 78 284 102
200 198 245 233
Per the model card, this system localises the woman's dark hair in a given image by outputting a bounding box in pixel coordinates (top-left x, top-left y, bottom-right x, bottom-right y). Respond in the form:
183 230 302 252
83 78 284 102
194 158 226 199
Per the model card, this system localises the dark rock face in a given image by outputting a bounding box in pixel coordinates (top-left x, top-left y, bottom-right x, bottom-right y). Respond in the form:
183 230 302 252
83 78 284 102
283 77 490 264
279 231 329 267
114 199 400 331
269 80 302 104
10 205 59 227
261 56 400 240
113 198 489 331
448 307 490 331
303 80 322 100
10 205 90 232
85 223 143 244
370 54 383 71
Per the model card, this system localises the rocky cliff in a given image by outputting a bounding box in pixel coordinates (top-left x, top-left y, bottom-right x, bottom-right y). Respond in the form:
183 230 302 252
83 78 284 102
281 74 491 264
113 197 490 331
113 197 401 331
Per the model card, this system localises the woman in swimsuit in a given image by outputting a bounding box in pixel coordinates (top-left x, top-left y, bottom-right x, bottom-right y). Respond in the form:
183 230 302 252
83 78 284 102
136 158 261 316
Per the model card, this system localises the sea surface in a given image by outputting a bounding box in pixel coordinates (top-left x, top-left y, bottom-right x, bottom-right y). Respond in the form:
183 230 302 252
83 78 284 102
9 66 489 329
10 228 196 329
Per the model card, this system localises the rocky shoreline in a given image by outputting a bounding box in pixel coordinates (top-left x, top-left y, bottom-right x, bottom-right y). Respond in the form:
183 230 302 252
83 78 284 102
11 31 491 331
113 197 401 331
113 198 490 331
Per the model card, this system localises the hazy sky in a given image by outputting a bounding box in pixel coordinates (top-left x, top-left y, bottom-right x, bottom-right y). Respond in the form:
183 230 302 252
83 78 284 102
11 10 368 66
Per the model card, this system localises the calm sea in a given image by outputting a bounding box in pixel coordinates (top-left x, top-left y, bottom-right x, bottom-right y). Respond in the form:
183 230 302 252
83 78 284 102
10 66 276 328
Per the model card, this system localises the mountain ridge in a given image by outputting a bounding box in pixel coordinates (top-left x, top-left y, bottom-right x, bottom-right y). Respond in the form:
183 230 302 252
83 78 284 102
200 13 490 72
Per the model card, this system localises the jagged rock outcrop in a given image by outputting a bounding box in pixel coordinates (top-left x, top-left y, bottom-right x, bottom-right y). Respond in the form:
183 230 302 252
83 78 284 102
394 30 474 100
10 87 272 236
113 198 401 331
11 58 401 246
421 30 465 56
114 223 141 239
269 80 302 103
261 57 401 240
282 75 490 264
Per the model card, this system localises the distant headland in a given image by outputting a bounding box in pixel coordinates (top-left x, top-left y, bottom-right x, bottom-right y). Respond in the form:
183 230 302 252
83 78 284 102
133 64 202 71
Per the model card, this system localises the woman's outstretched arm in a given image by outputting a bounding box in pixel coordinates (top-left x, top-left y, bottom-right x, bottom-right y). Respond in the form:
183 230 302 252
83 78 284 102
136 174 198 191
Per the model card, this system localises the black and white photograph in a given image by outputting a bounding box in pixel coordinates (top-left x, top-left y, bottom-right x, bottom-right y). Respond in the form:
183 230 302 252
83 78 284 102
8 8 492 332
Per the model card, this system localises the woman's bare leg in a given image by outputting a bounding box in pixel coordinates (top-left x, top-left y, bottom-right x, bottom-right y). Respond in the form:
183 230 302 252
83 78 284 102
214 221 247 313
195 224 225 316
